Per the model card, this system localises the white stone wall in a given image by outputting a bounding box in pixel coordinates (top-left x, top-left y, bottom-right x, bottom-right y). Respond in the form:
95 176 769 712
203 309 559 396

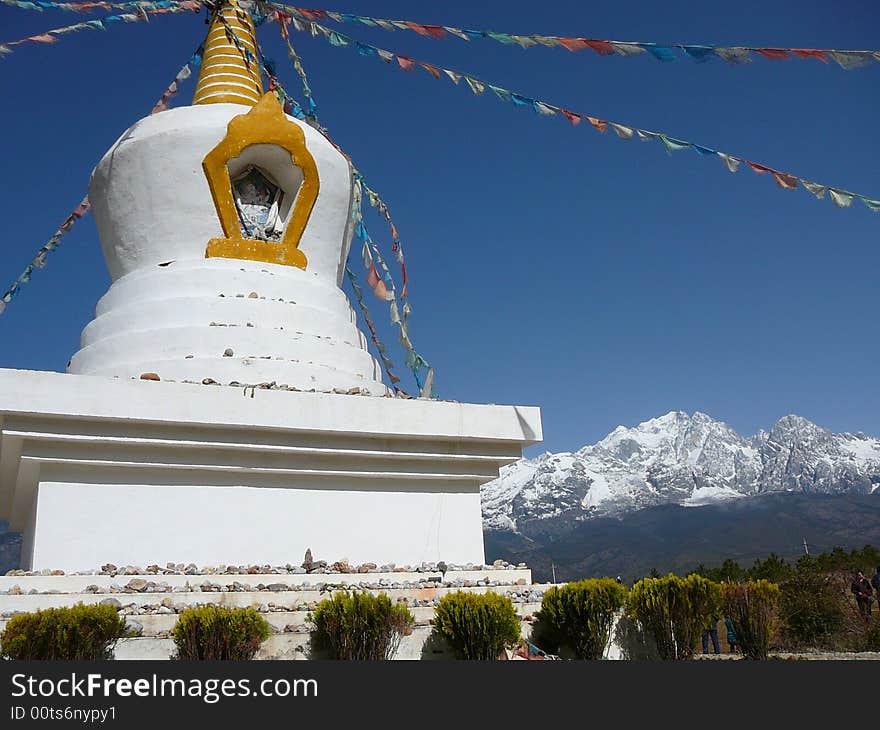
0 369 542 571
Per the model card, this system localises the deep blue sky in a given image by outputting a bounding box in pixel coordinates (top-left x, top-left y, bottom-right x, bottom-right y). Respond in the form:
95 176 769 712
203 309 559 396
0 0 877 455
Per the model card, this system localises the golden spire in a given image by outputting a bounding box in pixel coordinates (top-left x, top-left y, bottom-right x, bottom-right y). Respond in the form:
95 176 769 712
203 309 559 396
192 0 263 107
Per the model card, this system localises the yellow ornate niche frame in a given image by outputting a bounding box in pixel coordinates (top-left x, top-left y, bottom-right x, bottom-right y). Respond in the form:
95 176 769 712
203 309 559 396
202 93 320 269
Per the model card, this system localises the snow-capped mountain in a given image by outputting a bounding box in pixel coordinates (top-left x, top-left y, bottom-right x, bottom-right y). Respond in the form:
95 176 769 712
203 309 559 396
482 412 880 533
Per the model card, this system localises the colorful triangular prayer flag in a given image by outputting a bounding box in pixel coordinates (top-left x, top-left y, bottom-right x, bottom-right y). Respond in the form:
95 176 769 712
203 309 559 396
755 48 791 60
643 44 676 62
610 123 634 139
714 47 752 64
790 49 828 63
557 37 589 52
771 171 799 190
464 76 485 94
681 45 715 62
717 152 741 173
828 189 854 208
609 42 646 56
489 85 512 102
827 51 873 70
800 180 826 199
659 135 690 153
585 39 615 55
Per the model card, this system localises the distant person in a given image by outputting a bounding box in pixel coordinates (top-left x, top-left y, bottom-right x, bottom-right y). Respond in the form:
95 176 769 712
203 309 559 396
725 616 740 654
851 570 874 620
702 615 720 655
871 566 880 600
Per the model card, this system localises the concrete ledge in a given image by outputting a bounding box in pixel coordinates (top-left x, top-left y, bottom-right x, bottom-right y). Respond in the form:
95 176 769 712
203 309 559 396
0 369 543 443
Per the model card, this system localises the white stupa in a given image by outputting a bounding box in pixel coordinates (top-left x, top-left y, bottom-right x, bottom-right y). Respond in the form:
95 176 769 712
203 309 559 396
0 2 542 571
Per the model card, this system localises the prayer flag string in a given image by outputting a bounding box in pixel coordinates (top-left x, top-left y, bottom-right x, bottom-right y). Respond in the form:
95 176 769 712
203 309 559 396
344 264 403 394
0 2 196 57
285 17 880 216
269 7 434 395
271 4 880 71
0 45 203 315
219 14 434 396
270 9 411 302
0 0 199 12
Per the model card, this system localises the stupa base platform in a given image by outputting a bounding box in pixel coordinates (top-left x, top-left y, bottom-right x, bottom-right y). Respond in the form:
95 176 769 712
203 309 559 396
0 369 541 572
0 565 554 660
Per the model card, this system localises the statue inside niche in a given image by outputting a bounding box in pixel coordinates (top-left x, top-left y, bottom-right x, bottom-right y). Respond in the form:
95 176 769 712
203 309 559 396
232 165 285 241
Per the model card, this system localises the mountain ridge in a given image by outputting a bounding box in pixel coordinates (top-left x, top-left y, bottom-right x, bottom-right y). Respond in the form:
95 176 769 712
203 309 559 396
482 411 880 533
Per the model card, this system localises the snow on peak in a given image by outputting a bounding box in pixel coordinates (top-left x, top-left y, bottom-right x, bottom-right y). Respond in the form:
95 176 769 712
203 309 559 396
482 412 880 533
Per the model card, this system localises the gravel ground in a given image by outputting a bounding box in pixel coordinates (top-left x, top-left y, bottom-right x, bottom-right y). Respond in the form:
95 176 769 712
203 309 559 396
695 651 880 660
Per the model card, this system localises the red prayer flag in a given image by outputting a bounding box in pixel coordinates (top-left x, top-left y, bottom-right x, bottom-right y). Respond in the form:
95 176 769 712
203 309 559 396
396 55 416 71
407 22 446 39
28 33 58 43
772 171 799 190
557 37 589 52
420 63 441 79
755 48 791 60
790 49 828 63
297 9 327 20
366 264 380 288
584 39 616 56
746 161 772 174
562 109 582 125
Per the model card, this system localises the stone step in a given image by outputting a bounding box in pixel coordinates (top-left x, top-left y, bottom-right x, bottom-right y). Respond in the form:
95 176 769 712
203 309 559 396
0 584 549 613
0 569 532 594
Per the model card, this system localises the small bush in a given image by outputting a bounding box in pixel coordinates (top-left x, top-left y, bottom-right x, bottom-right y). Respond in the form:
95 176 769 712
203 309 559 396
535 579 627 660
723 580 781 660
0 603 129 660
626 574 721 660
433 592 521 660
310 591 414 660
172 606 271 660
779 571 845 649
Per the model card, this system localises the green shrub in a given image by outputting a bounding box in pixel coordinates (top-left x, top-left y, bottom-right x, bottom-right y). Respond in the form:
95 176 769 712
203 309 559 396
626 574 722 660
779 571 845 649
172 606 271 660
310 591 414 660
0 603 129 660
432 591 521 660
534 579 627 660
723 580 781 660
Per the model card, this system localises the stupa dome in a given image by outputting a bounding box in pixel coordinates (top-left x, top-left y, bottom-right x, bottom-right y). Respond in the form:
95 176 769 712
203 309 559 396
69 3 386 394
